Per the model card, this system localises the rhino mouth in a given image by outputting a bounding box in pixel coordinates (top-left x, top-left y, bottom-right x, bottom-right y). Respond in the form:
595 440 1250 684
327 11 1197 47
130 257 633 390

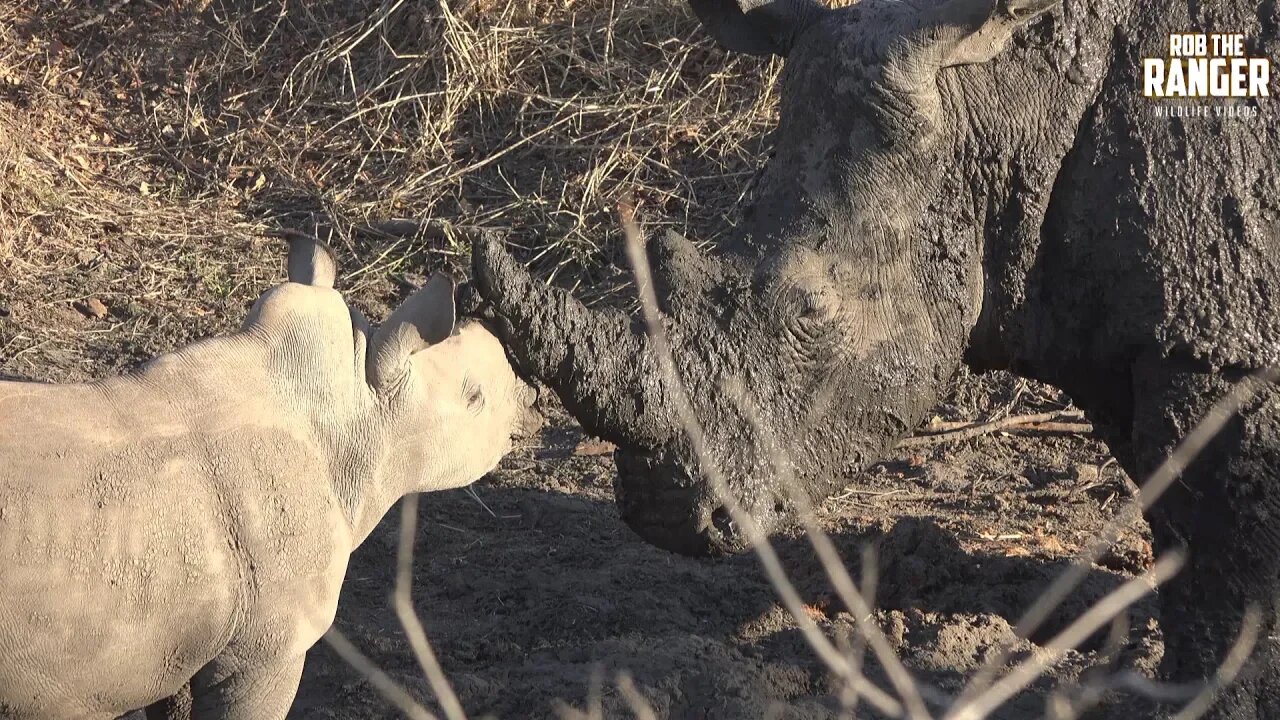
613 447 788 556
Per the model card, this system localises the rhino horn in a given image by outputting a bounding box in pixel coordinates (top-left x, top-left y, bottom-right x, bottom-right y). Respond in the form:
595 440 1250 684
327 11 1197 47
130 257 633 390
285 233 339 289
472 233 679 447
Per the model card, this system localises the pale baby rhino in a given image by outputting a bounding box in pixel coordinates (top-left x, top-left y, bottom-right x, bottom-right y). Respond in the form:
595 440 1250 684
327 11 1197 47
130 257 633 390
0 238 537 719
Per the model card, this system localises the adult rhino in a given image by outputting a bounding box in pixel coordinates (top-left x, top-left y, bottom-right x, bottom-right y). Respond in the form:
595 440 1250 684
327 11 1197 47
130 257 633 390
474 0 1280 715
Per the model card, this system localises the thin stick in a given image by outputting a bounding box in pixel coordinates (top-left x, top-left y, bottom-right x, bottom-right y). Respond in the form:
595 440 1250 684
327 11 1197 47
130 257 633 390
895 411 1090 449
617 199 905 718
837 623 870 718
954 367 1278 709
946 551 1185 720
1170 605 1263 720
722 376 937 718
394 494 469 720
322 627 438 720
1041 608 1261 720
616 672 659 720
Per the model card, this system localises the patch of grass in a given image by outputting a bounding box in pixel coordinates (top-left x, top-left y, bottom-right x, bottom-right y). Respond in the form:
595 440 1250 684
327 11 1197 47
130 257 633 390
0 0 782 379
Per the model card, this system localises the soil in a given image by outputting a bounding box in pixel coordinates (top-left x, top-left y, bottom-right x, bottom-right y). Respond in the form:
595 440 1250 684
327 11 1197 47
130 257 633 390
279 371 1159 720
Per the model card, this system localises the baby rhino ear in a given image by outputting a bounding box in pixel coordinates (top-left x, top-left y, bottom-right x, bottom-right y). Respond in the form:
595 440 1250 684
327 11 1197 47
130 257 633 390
368 273 457 388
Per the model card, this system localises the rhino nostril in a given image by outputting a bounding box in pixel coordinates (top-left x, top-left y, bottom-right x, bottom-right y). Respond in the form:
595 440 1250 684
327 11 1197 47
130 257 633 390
710 505 735 537
516 406 544 437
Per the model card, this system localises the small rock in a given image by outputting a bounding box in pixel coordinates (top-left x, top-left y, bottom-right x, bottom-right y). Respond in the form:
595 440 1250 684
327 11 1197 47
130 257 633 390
1071 464 1101 486
75 298 109 319
1099 534 1155 575
573 438 616 457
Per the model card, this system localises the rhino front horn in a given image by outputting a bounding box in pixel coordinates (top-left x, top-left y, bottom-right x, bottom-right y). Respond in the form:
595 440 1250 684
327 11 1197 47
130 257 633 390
285 232 338 289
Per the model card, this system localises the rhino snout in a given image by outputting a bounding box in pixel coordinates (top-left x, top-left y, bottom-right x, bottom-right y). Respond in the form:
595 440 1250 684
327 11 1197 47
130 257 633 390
513 382 544 438
613 448 785 556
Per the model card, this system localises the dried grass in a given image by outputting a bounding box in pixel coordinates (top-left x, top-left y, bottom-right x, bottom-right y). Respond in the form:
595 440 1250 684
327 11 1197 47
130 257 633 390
1 0 780 380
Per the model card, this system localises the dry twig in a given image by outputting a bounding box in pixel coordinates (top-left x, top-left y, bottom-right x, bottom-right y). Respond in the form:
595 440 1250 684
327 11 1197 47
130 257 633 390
951 367 1279 714
618 198 908 718
394 495 469 720
321 628 438 720
896 411 1091 449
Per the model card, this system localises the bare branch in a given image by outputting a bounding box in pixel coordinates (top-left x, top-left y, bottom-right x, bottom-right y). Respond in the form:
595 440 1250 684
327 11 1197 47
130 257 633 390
322 627 439 720
394 494 469 720
618 199 906 718
955 367 1279 709
721 376 937 719
896 411 1090 449
946 551 1185 720
1170 605 1263 720
617 672 660 720
1039 607 1261 720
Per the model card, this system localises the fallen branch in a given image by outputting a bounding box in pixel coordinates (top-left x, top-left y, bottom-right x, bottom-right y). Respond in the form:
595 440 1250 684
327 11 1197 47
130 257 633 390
353 218 476 241
896 410 1091 449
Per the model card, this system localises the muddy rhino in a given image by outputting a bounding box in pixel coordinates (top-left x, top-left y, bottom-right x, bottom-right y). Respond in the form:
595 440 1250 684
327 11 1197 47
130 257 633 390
475 0 1280 715
0 238 536 720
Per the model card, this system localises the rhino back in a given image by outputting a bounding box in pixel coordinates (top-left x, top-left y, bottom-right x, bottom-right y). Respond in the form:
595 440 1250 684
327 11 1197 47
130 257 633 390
0 350 350 717
0 380 244 716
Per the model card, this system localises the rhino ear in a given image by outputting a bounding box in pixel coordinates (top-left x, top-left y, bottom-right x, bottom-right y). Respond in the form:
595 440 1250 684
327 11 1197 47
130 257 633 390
368 273 457 388
879 0 1055 108
688 0 825 57
286 234 338 288
918 0 1057 69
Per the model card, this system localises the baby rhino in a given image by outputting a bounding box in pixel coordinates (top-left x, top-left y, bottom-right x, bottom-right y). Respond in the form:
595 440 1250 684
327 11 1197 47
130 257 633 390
0 238 536 720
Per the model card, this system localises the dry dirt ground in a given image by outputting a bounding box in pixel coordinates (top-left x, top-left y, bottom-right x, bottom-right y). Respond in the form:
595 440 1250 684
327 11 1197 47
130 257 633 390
281 380 1158 720
0 1 1164 718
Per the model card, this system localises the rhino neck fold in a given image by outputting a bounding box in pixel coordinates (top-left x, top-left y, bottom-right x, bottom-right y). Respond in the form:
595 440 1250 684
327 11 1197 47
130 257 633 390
333 435 462 550
119 332 410 554
336 478 400 550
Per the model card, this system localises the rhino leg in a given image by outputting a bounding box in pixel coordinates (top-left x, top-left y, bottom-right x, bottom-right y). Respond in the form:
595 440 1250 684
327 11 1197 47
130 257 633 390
187 655 306 720
1134 364 1280 718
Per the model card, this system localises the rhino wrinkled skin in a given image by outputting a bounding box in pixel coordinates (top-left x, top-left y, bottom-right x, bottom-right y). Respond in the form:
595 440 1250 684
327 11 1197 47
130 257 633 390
0 239 536 720
476 0 1280 715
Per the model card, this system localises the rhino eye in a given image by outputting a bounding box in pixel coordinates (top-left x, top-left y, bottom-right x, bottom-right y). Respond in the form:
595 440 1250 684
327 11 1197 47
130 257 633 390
799 292 823 318
777 283 843 371
464 379 485 414
794 286 837 323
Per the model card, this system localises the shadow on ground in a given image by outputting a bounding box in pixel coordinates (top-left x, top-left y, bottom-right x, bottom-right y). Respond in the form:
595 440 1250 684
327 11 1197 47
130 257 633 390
288 412 1159 720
